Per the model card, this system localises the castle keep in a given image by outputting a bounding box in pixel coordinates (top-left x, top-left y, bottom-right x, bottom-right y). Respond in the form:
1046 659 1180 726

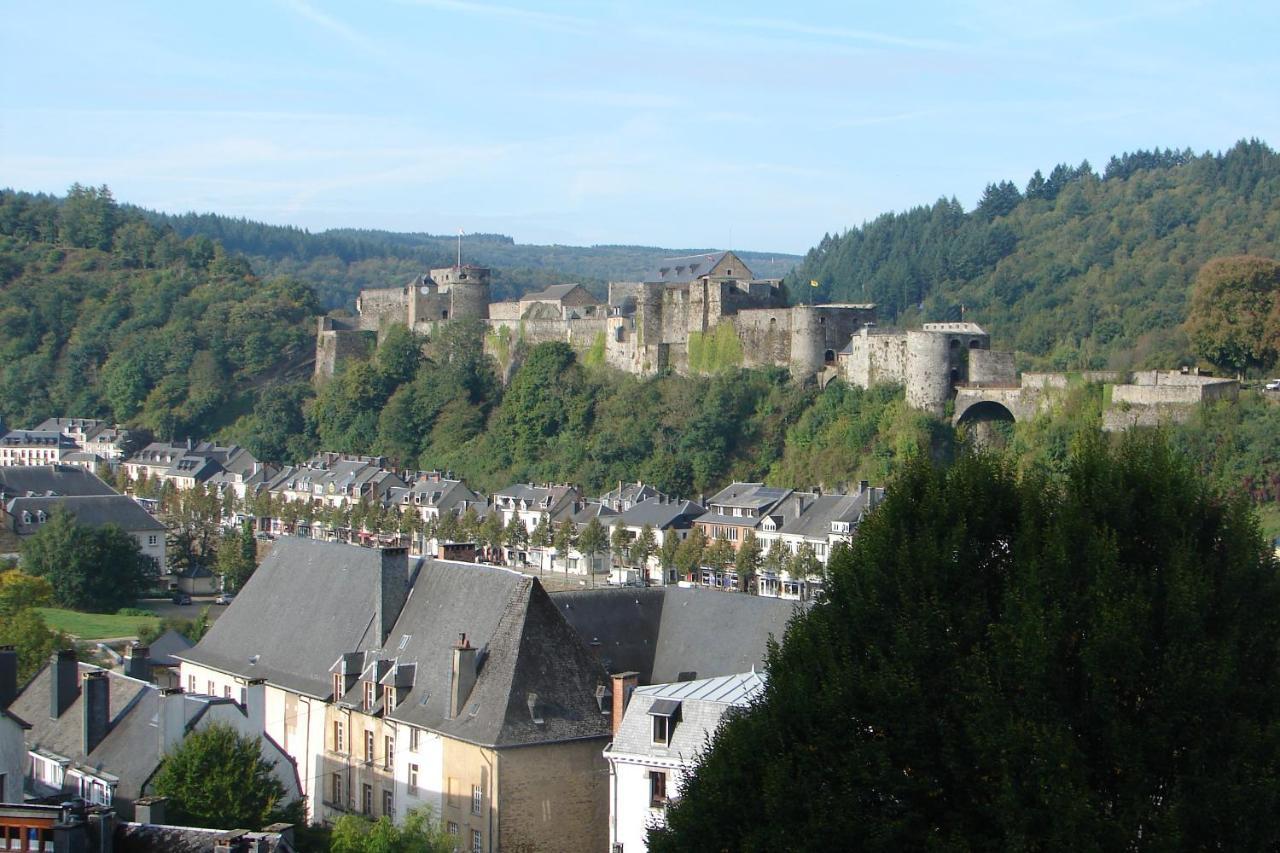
315 251 876 381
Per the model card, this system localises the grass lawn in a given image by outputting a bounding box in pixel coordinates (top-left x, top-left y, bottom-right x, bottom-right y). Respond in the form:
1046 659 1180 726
1258 502 1280 543
32 607 159 640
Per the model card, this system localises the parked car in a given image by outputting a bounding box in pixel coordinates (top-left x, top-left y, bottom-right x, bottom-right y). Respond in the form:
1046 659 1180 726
1265 379 1280 391
214 593 235 605
172 592 192 605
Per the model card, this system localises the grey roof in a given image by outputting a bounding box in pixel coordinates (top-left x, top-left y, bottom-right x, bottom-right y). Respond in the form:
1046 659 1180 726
613 498 705 530
379 563 611 747
553 587 799 684
704 482 791 511
773 490 882 539
6 495 166 534
0 465 118 497
608 670 766 759
9 663 158 807
521 283 597 303
178 539 403 697
146 629 194 667
1 429 76 448
644 251 750 284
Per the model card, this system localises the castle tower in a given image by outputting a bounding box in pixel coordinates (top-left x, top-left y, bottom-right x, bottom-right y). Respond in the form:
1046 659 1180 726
430 265 491 321
905 330 953 416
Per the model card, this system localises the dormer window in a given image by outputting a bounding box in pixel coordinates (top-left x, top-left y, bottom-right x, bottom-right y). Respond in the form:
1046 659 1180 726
384 685 396 712
333 674 343 701
364 681 376 712
649 699 681 745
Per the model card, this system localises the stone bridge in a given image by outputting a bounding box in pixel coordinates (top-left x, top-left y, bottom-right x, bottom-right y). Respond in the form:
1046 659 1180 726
953 385 1043 425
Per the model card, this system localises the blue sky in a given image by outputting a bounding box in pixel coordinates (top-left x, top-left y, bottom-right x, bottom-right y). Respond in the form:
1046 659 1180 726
2 1 1276 253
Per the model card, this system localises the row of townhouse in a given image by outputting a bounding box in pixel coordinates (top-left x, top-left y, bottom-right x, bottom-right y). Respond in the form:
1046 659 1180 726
172 537 795 852
0 418 130 470
122 439 268 494
0 465 168 572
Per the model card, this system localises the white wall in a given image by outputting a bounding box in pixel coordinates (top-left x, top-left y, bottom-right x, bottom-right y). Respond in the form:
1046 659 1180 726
610 758 685 853
392 721 444 821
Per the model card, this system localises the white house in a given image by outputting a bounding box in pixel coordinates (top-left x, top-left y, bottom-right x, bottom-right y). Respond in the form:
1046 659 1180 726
604 670 765 853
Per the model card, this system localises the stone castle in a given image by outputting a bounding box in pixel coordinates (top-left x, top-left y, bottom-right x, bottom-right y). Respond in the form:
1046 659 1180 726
315 250 877 381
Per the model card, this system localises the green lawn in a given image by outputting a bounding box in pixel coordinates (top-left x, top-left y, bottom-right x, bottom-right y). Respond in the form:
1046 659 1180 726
32 607 159 640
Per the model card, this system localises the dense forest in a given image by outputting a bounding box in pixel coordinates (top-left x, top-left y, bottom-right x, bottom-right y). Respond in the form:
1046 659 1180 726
792 140 1280 371
0 186 317 438
143 210 800 310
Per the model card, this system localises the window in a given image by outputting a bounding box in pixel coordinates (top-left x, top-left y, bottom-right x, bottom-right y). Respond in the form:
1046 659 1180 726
364 681 375 712
472 829 482 853
409 727 421 751
650 699 681 745
408 763 419 795
649 770 668 808
223 685 231 699
333 673 343 700
188 674 196 693
384 685 395 712
362 783 373 815
384 735 394 770
207 680 216 695
148 535 158 546
239 686 247 706
331 773 343 807
364 730 375 764
333 720 346 754
382 789 394 818
471 784 483 815
447 822 459 835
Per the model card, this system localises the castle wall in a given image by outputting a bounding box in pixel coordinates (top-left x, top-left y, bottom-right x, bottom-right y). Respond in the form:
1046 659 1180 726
842 330 909 388
733 309 793 369
969 349 1017 385
355 287 409 331
489 301 522 321
314 317 375 379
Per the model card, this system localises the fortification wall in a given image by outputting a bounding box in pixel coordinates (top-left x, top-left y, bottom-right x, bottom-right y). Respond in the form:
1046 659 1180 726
842 330 908 388
969 349 1017 385
314 319 375 379
608 281 646 312
450 283 491 320
408 291 448 327
734 309 793 368
905 331 953 416
489 301 521 321
661 288 692 344
1111 380 1238 407
354 287 409 331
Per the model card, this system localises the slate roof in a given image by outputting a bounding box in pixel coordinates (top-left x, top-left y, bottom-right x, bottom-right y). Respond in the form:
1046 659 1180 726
182 539 611 748
773 489 882 539
1 430 76 449
378 563 611 747
114 824 293 852
9 663 157 807
553 586 799 684
608 671 765 760
520 283 598 303
178 539 402 697
644 251 751 284
612 498 705 530
6 495 166 534
146 629 194 667
0 465 118 497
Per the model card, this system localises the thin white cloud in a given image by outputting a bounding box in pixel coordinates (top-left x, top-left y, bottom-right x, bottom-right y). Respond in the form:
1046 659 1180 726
274 0 385 55
723 16 962 52
393 0 595 34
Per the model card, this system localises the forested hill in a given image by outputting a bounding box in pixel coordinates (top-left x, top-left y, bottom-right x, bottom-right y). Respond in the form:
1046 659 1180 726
791 139 1280 371
142 210 801 310
0 187 317 439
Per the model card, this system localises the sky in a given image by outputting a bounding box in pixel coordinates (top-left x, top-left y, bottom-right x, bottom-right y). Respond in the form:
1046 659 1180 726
1 1 1277 254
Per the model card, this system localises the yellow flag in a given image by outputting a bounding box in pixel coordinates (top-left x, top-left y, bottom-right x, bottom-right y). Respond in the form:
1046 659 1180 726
809 279 820 287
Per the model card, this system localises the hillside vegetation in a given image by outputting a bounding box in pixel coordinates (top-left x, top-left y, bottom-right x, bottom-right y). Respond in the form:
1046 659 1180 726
792 140 1280 371
145 210 800 311
0 187 317 439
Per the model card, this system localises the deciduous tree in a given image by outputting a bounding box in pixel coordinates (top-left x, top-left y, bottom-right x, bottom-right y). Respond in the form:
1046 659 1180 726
152 722 290 830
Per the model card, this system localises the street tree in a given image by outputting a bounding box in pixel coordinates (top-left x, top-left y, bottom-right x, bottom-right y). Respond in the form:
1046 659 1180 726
152 722 290 830
734 530 763 593
330 806 452 853
577 517 609 581
651 434 1280 851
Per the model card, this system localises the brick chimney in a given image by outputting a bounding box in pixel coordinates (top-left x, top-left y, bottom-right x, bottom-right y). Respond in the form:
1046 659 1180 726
611 671 639 735
51 648 79 719
449 633 477 720
82 670 110 754
124 644 150 682
134 796 167 825
0 645 16 708
377 547 410 643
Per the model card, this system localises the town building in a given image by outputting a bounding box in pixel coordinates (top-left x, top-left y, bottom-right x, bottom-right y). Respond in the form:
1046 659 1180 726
0 431 77 467
7 650 301 820
2 493 167 573
121 441 262 492
603 497 705 586
33 419 130 463
0 647 31 806
176 539 614 852
604 670 766 853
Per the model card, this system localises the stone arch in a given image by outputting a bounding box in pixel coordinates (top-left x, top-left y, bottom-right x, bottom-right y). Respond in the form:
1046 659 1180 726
955 398 1017 425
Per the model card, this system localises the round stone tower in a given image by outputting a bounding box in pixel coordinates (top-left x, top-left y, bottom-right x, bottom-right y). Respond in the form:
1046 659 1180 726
905 330 953 416
788 306 826 380
431 265 491 320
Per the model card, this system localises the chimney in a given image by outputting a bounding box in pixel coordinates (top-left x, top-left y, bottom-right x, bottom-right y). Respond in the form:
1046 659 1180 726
449 634 477 720
124 644 150 682
159 688 197 755
244 678 267 731
53 812 90 853
859 480 869 495
51 649 79 719
82 671 110 754
377 547 410 643
0 645 16 708
611 671 639 735
86 808 115 853
134 796 167 825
